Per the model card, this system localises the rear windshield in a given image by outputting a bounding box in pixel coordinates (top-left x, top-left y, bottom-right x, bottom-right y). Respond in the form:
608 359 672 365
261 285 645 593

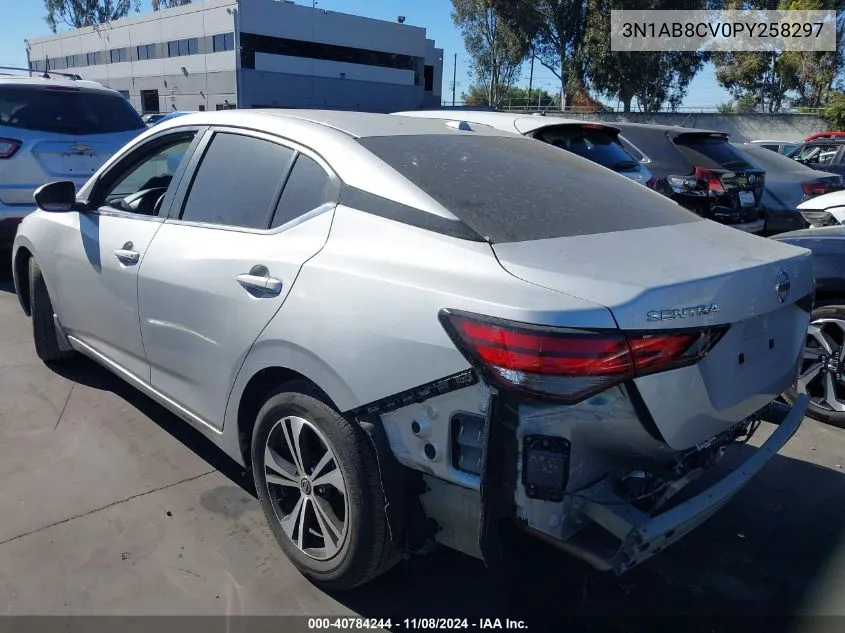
738 144 813 172
674 134 754 170
356 134 700 243
0 86 145 135
534 125 639 171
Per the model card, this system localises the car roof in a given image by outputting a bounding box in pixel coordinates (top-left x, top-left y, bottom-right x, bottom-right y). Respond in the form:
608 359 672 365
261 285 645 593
156 108 524 139
392 109 621 135
0 75 122 96
750 139 797 144
145 109 534 223
611 121 727 139
801 138 845 145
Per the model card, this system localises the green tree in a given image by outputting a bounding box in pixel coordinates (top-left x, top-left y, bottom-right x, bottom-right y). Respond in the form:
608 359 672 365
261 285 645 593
823 90 845 129
152 0 191 9
463 83 555 107
44 0 139 32
496 0 590 107
452 0 529 109
581 0 706 112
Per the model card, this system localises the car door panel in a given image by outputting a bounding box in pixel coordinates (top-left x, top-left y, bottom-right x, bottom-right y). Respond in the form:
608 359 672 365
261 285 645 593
138 211 334 428
136 128 339 429
55 212 163 379
53 131 202 381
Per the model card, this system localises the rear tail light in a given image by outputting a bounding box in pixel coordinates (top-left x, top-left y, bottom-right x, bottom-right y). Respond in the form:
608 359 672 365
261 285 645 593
645 176 658 190
0 138 21 158
800 210 840 228
439 310 728 404
694 166 725 194
802 180 838 197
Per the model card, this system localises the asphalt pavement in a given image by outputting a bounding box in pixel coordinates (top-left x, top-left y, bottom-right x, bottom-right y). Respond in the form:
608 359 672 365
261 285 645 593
2 272 845 631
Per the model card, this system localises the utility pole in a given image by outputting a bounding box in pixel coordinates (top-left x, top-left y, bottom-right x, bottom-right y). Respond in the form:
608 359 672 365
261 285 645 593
527 52 534 106
452 53 457 107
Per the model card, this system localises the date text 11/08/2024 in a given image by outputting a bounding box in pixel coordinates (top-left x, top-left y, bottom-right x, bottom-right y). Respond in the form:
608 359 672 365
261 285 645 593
308 618 530 630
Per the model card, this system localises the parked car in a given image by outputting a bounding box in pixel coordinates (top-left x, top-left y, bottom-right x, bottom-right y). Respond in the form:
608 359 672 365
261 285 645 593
615 123 766 233
142 113 168 126
771 226 845 426
733 142 842 234
749 139 800 155
13 110 811 590
790 138 845 177
804 132 845 142
794 188 845 228
151 111 192 126
393 110 656 187
0 73 146 264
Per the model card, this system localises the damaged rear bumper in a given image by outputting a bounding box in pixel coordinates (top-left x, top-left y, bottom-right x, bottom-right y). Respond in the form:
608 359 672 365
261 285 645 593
478 394 809 575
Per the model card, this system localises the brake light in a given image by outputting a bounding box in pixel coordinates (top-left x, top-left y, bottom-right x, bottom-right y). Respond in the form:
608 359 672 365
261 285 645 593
694 166 724 194
802 180 837 197
45 85 80 92
645 176 658 190
0 138 21 158
439 310 728 403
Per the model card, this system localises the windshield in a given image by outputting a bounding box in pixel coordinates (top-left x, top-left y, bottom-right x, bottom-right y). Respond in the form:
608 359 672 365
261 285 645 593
738 144 813 172
357 134 700 243
0 86 145 135
535 125 640 171
675 134 754 170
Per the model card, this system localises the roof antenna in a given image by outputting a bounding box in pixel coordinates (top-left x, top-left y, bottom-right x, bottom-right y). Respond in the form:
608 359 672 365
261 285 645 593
680 112 693 127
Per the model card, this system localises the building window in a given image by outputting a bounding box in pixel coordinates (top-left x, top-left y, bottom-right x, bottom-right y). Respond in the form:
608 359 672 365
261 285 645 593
137 43 156 60
213 32 235 52
140 89 160 114
238 32 419 72
167 38 198 57
86 52 98 66
109 48 128 63
52 57 67 70
424 65 433 92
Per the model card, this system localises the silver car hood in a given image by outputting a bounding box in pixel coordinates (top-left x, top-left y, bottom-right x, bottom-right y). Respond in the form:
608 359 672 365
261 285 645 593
491 219 814 331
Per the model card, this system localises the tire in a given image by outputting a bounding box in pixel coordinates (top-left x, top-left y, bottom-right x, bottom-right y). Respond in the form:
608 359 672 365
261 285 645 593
29 257 74 364
251 382 399 590
784 303 845 427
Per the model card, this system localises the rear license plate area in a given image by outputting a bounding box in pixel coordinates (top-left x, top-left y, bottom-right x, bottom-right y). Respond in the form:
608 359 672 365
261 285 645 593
61 153 101 175
522 435 571 502
738 190 756 206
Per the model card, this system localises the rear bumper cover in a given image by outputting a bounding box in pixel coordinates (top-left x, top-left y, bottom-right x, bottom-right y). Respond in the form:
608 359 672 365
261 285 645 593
478 394 809 575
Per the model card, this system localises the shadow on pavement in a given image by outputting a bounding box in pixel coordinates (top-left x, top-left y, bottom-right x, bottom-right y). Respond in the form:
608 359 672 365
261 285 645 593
47 356 255 497
39 352 845 628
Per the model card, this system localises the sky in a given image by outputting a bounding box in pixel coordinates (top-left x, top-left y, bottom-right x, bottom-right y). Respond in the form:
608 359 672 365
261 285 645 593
0 0 731 108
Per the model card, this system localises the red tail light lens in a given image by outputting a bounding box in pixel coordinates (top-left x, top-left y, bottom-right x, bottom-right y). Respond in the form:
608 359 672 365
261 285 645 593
0 138 22 159
645 176 658 190
440 310 728 403
802 180 837 197
694 166 724 194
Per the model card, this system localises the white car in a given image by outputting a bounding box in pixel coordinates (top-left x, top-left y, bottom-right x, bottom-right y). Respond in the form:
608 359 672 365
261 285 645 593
0 68 145 262
797 188 845 227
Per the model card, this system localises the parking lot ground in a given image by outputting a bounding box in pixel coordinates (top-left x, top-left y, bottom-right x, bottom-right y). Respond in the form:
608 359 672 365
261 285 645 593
2 275 845 630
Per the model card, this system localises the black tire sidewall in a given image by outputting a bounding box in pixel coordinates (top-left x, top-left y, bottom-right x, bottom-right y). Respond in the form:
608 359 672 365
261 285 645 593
786 304 845 427
251 389 381 587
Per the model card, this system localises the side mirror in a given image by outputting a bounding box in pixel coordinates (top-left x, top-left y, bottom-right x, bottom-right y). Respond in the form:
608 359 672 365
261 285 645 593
34 181 77 212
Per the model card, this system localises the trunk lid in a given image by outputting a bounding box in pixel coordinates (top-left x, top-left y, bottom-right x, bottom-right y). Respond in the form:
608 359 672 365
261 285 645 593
492 220 814 449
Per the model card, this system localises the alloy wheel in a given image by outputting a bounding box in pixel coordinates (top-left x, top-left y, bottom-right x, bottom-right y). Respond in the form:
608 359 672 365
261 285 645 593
797 317 845 413
263 415 348 560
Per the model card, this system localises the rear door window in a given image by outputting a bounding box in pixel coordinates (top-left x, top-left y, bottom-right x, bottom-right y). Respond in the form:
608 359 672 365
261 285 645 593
0 86 145 135
356 134 700 243
180 132 295 229
271 154 332 229
674 134 753 170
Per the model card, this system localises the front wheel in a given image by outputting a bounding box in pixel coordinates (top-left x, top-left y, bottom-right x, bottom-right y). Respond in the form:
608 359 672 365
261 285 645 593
251 383 399 590
785 304 845 427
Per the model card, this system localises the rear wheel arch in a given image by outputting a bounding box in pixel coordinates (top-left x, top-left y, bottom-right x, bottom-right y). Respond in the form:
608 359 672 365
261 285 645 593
236 366 336 467
14 247 33 316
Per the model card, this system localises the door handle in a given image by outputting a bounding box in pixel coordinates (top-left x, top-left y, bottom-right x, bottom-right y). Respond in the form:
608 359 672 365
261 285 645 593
114 249 140 265
236 273 283 296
